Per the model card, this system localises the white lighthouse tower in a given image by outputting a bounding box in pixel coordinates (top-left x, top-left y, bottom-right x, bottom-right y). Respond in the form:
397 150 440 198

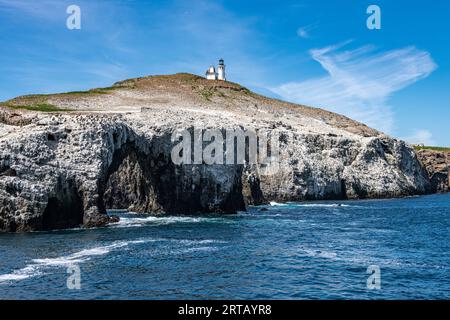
217 59 226 81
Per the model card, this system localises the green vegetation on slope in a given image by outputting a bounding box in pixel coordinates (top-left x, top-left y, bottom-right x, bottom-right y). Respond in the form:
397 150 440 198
413 145 450 152
60 84 134 95
200 87 215 101
1 103 70 112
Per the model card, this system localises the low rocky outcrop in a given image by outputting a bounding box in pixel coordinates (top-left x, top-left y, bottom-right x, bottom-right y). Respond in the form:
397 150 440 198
0 73 432 232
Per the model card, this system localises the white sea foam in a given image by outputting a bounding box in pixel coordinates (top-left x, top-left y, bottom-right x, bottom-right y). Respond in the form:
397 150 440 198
270 201 351 208
0 238 225 284
300 248 338 259
269 201 287 206
295 203 350 208
0 274 31 281
111 215 227 228
0 239 148 284
0 265 41 282
176 239 226 245
30 241 144 267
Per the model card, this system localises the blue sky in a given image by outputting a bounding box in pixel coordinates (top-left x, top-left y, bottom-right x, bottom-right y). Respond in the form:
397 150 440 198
0 0 449 145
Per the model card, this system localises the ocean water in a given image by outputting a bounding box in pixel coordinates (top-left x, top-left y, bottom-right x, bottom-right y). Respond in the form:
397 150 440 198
1 194 450 299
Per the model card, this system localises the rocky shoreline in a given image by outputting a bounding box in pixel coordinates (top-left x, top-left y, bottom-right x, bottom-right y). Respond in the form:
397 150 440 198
0 74 436 232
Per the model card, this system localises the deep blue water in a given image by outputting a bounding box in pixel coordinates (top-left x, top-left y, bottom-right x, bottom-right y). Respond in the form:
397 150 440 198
1 194 450 299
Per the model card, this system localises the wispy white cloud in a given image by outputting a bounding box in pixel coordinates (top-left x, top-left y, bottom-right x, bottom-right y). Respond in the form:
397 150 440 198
296 23 317 39
270 42 437 133
297 27 309 39
402 129 436 146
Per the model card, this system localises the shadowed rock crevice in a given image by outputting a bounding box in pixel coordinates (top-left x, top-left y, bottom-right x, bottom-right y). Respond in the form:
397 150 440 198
42 177 84 230
242 172 266 205
101 142 160 213
101 135 246 214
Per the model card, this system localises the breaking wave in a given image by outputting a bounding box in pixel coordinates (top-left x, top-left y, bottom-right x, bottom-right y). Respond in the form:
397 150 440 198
110 215 230 228
0 237 225 284
0 240 147 284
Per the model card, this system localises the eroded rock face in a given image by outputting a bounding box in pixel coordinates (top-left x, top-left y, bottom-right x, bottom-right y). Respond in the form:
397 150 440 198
0 114 130 231
0 111 431 232
415 149 450 193
0 74 433 232
0 114 249 231
246 132 430 203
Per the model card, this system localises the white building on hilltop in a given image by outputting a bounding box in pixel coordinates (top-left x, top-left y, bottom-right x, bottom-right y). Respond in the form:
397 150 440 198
217 59 226 80
205 65 216 80
205 59 226 81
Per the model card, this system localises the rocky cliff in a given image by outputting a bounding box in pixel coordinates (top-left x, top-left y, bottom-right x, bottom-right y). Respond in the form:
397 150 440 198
415 149 450 193
0 73 431 232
